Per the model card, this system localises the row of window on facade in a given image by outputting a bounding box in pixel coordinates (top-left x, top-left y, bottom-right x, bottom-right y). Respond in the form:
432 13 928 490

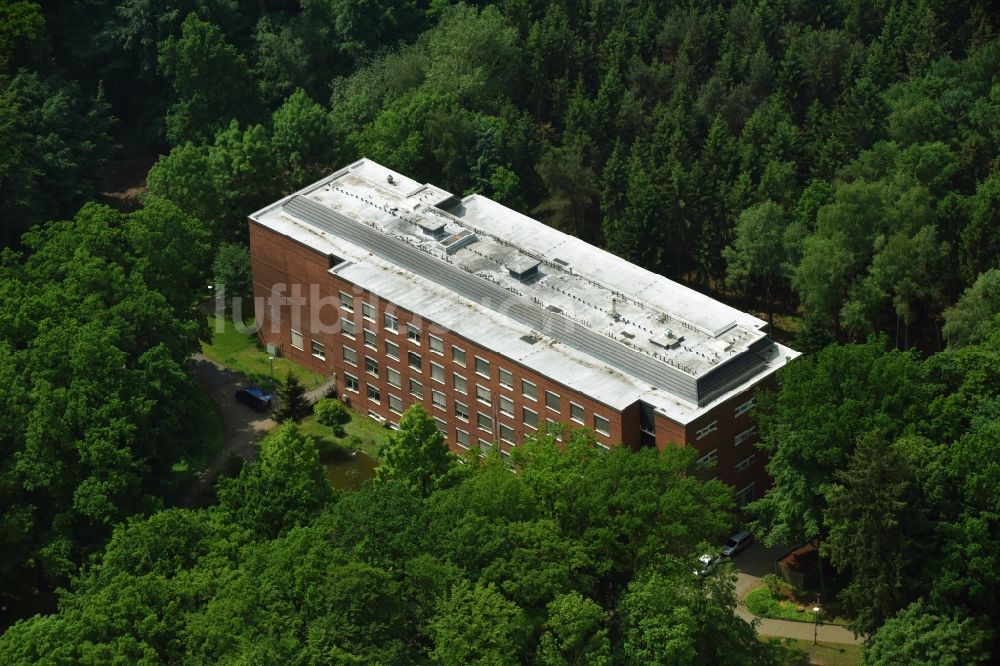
696 449 757 474
290 323 612 438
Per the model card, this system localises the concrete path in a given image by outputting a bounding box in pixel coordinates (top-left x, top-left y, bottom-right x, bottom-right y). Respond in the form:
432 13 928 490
180 354 276 507
732 542 863 645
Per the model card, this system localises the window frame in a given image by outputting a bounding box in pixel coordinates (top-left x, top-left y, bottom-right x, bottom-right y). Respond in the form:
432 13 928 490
310 339 325 360
344 372 359 393
593 414 610 436
342 345 357 367
339 291 354 312
290 329 304 351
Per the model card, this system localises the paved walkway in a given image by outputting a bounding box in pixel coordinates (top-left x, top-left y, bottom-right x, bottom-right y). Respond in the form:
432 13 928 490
732 543 863 645
180 354 277 507
180 355 337 507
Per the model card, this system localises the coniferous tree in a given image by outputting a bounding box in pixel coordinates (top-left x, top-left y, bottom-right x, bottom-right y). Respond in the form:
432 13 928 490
274 372 308 423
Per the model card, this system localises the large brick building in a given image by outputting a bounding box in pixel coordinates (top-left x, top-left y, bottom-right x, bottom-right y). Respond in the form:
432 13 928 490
248 159 799 503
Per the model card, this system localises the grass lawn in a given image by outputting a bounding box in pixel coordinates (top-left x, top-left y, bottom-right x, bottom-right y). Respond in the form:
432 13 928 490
764 637 862 666
746 584 850 626
202 314 325 389
296 408 389 460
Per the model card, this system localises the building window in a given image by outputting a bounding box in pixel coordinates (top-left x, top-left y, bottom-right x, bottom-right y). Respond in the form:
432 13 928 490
594 414 610 436
522 379 537 401
734 426 756 446
545 390 560 412
383 312 398 332
452 346 466 366
499 368 513 389
546 419 563 440
500 423 516 444
476 384 491 406
474 356 490 378
434 417 447 433
735 454 756 472
341 318 356 339
523 407 538 429
365 356 379 377
453 373 467 394
477 412 493 433
389 394 403 414
290 329 304 350
345 373 359 393
432 389 446 410
340 291 354 312
363 329 377 349
387 367 401 389
408 351 421 371
455 401 469 421
342 346 357 366
570 402 584 424
311 339 325 360
409 378 423 399
430 362 445 383
735 482 756 508
734 396 756 417
361 302 375 321
696 420 718 440
456 428 470 449
407 323 421 344
697 449 718 465
479 440 492 457
499 395 514 418
429 335 444 354
385 339 399 360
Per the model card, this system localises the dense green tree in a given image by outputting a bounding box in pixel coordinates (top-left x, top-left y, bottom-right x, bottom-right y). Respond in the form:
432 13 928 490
943 269 1000 348
211 241 252 307
618 565 774 665
723 201 787 328
824 433 932 634
313 397 350 437
429 580 532 665
536 592 612 666
273 372 308 422
377 405 454 496
862 600 992 666
158 13 261 144
750 340 930 551
216 422 333 539
0 200 207 590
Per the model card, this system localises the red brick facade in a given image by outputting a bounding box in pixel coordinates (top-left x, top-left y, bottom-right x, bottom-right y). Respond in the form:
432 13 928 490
249 220 772 494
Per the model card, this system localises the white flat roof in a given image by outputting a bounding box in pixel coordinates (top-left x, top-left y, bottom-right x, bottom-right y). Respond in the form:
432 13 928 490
250 159 800 424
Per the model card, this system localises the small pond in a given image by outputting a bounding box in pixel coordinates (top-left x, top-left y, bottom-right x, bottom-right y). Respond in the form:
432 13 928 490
323 449 378 490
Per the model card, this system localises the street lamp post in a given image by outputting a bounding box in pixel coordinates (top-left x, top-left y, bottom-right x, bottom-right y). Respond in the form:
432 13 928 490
812 606 821 644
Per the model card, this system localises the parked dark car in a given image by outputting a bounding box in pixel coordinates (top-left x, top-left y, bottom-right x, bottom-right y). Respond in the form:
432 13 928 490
235 386 274 412
722 530 754 557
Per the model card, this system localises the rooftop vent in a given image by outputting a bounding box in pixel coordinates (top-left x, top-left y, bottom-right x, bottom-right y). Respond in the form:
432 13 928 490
418 219 447 239
437 228 477 254
520 334 540 344
508 255 540 282
650 331 684 349
386 174 395 185
545 305 563 314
